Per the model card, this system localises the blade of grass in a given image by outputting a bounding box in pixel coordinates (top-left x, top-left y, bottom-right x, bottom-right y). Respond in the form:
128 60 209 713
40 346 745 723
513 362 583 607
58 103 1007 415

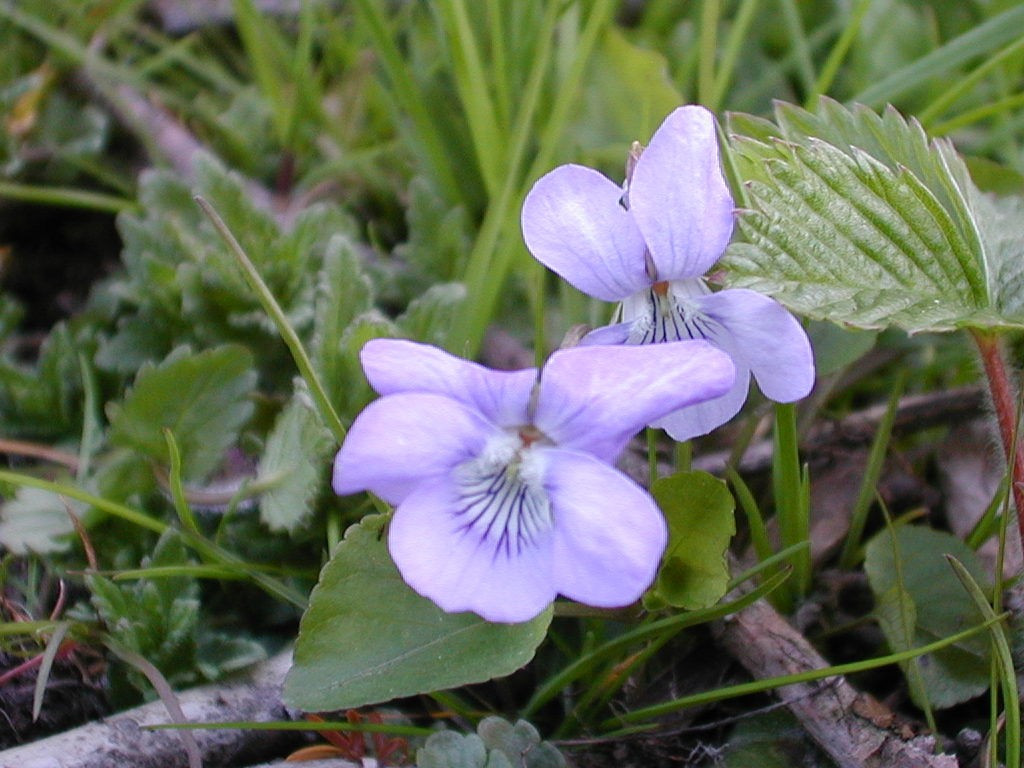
947 556 1020 768
840 375 904 569
773 402 808 602
778 0 815 98
163 430 201 536
853 4 1024 107
965 476 1009 550
194 196 346 445
31 621 70 722
349 0 461 204
601 612 1006 731
726 467 772 566
451 0 615 355
0 181 137 213
918 36 1024 127
805 0 871 104
709 0 760 110
697 0 720 106
931 91 1024 137
522 566 793 717
0 469 308 608
435 0 505 197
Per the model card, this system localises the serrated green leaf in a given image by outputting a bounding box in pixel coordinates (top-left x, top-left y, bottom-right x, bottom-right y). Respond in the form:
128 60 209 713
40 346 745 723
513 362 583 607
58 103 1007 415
397 282 466 347
285 514 552 712
393 176 472 287
256 387 334 533
312 234 374 405
107 345 257 481
89 532 203 694
0 486 78 554
864 526 990 708
645 471 735 610
723 99 1024 334
0 324 82 438
333 312 399 417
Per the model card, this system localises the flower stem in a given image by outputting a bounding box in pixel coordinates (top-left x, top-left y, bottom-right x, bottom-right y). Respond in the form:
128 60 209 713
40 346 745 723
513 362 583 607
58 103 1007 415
972 330 1024 544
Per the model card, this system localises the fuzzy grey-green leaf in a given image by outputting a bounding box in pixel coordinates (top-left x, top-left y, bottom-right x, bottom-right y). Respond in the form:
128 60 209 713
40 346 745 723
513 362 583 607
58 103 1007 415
256 388 334 533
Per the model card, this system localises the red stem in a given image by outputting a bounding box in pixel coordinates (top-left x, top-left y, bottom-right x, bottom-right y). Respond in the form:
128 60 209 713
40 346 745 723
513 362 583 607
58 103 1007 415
973 331 1024 545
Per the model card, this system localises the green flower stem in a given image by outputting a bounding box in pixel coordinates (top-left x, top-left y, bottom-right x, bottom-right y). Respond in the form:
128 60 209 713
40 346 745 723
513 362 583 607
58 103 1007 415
773 402 809 602
972 330 1024 547
195 196 346 445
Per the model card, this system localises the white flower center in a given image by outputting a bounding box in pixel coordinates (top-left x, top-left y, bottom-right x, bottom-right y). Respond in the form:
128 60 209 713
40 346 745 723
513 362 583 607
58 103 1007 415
451 429 553 559
623 279 715 345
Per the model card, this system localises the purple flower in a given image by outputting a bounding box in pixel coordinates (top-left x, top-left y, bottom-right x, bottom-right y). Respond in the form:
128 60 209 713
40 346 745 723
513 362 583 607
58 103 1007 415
522 105 814 441
333 338 735 623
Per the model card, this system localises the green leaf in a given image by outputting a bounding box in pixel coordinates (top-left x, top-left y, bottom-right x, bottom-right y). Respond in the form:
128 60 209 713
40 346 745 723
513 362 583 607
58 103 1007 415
107 345 257 481
397 282 467 348
417 731 489 768
476 717 566 768
805 321 877 378
89 532 202 694
723 99 1024 334
285 514 552 712
645 471 735 610
572 26 683 157
0 486 78 554
256 387 334 533
864 525 991 708
332 312 399 418
312 234 374 406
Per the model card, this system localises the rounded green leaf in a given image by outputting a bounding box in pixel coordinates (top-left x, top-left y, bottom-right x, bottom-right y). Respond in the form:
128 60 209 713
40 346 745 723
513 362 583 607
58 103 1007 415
285 514 552 712
646 471 735 610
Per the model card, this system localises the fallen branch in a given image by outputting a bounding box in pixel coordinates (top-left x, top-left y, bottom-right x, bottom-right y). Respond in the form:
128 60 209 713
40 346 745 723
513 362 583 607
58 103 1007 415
0 650 302 768
694 385 984 477
713 591 957 768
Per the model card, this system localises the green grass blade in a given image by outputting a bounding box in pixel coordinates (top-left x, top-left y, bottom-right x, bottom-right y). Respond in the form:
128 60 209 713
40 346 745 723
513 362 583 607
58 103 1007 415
947 556 1019 768
602 612 1005 730
31 621 70 722
840 375 904 568
522 566 793 717
853 4 1024 107
195 196 346 445
0 181 138 213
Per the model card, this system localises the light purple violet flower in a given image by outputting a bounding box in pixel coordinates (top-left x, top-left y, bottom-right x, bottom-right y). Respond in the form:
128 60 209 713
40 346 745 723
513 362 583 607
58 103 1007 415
333 338 735 623
521 105 814 441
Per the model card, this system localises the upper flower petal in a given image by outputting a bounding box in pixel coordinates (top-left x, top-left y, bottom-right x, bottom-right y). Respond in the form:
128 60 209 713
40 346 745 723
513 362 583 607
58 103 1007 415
521 164 649 302
534 341 736 462
388 475 557 623
693 288 815 402
629 106 735 280
333 392 496 505
544 448 667 608
360 339 536 427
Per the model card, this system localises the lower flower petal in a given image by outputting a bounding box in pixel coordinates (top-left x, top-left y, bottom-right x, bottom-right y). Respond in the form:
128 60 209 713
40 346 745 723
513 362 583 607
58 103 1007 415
543 449 667 608
333 393 495 505
693 288 815 403
651 363 751 441
388 476 557 623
